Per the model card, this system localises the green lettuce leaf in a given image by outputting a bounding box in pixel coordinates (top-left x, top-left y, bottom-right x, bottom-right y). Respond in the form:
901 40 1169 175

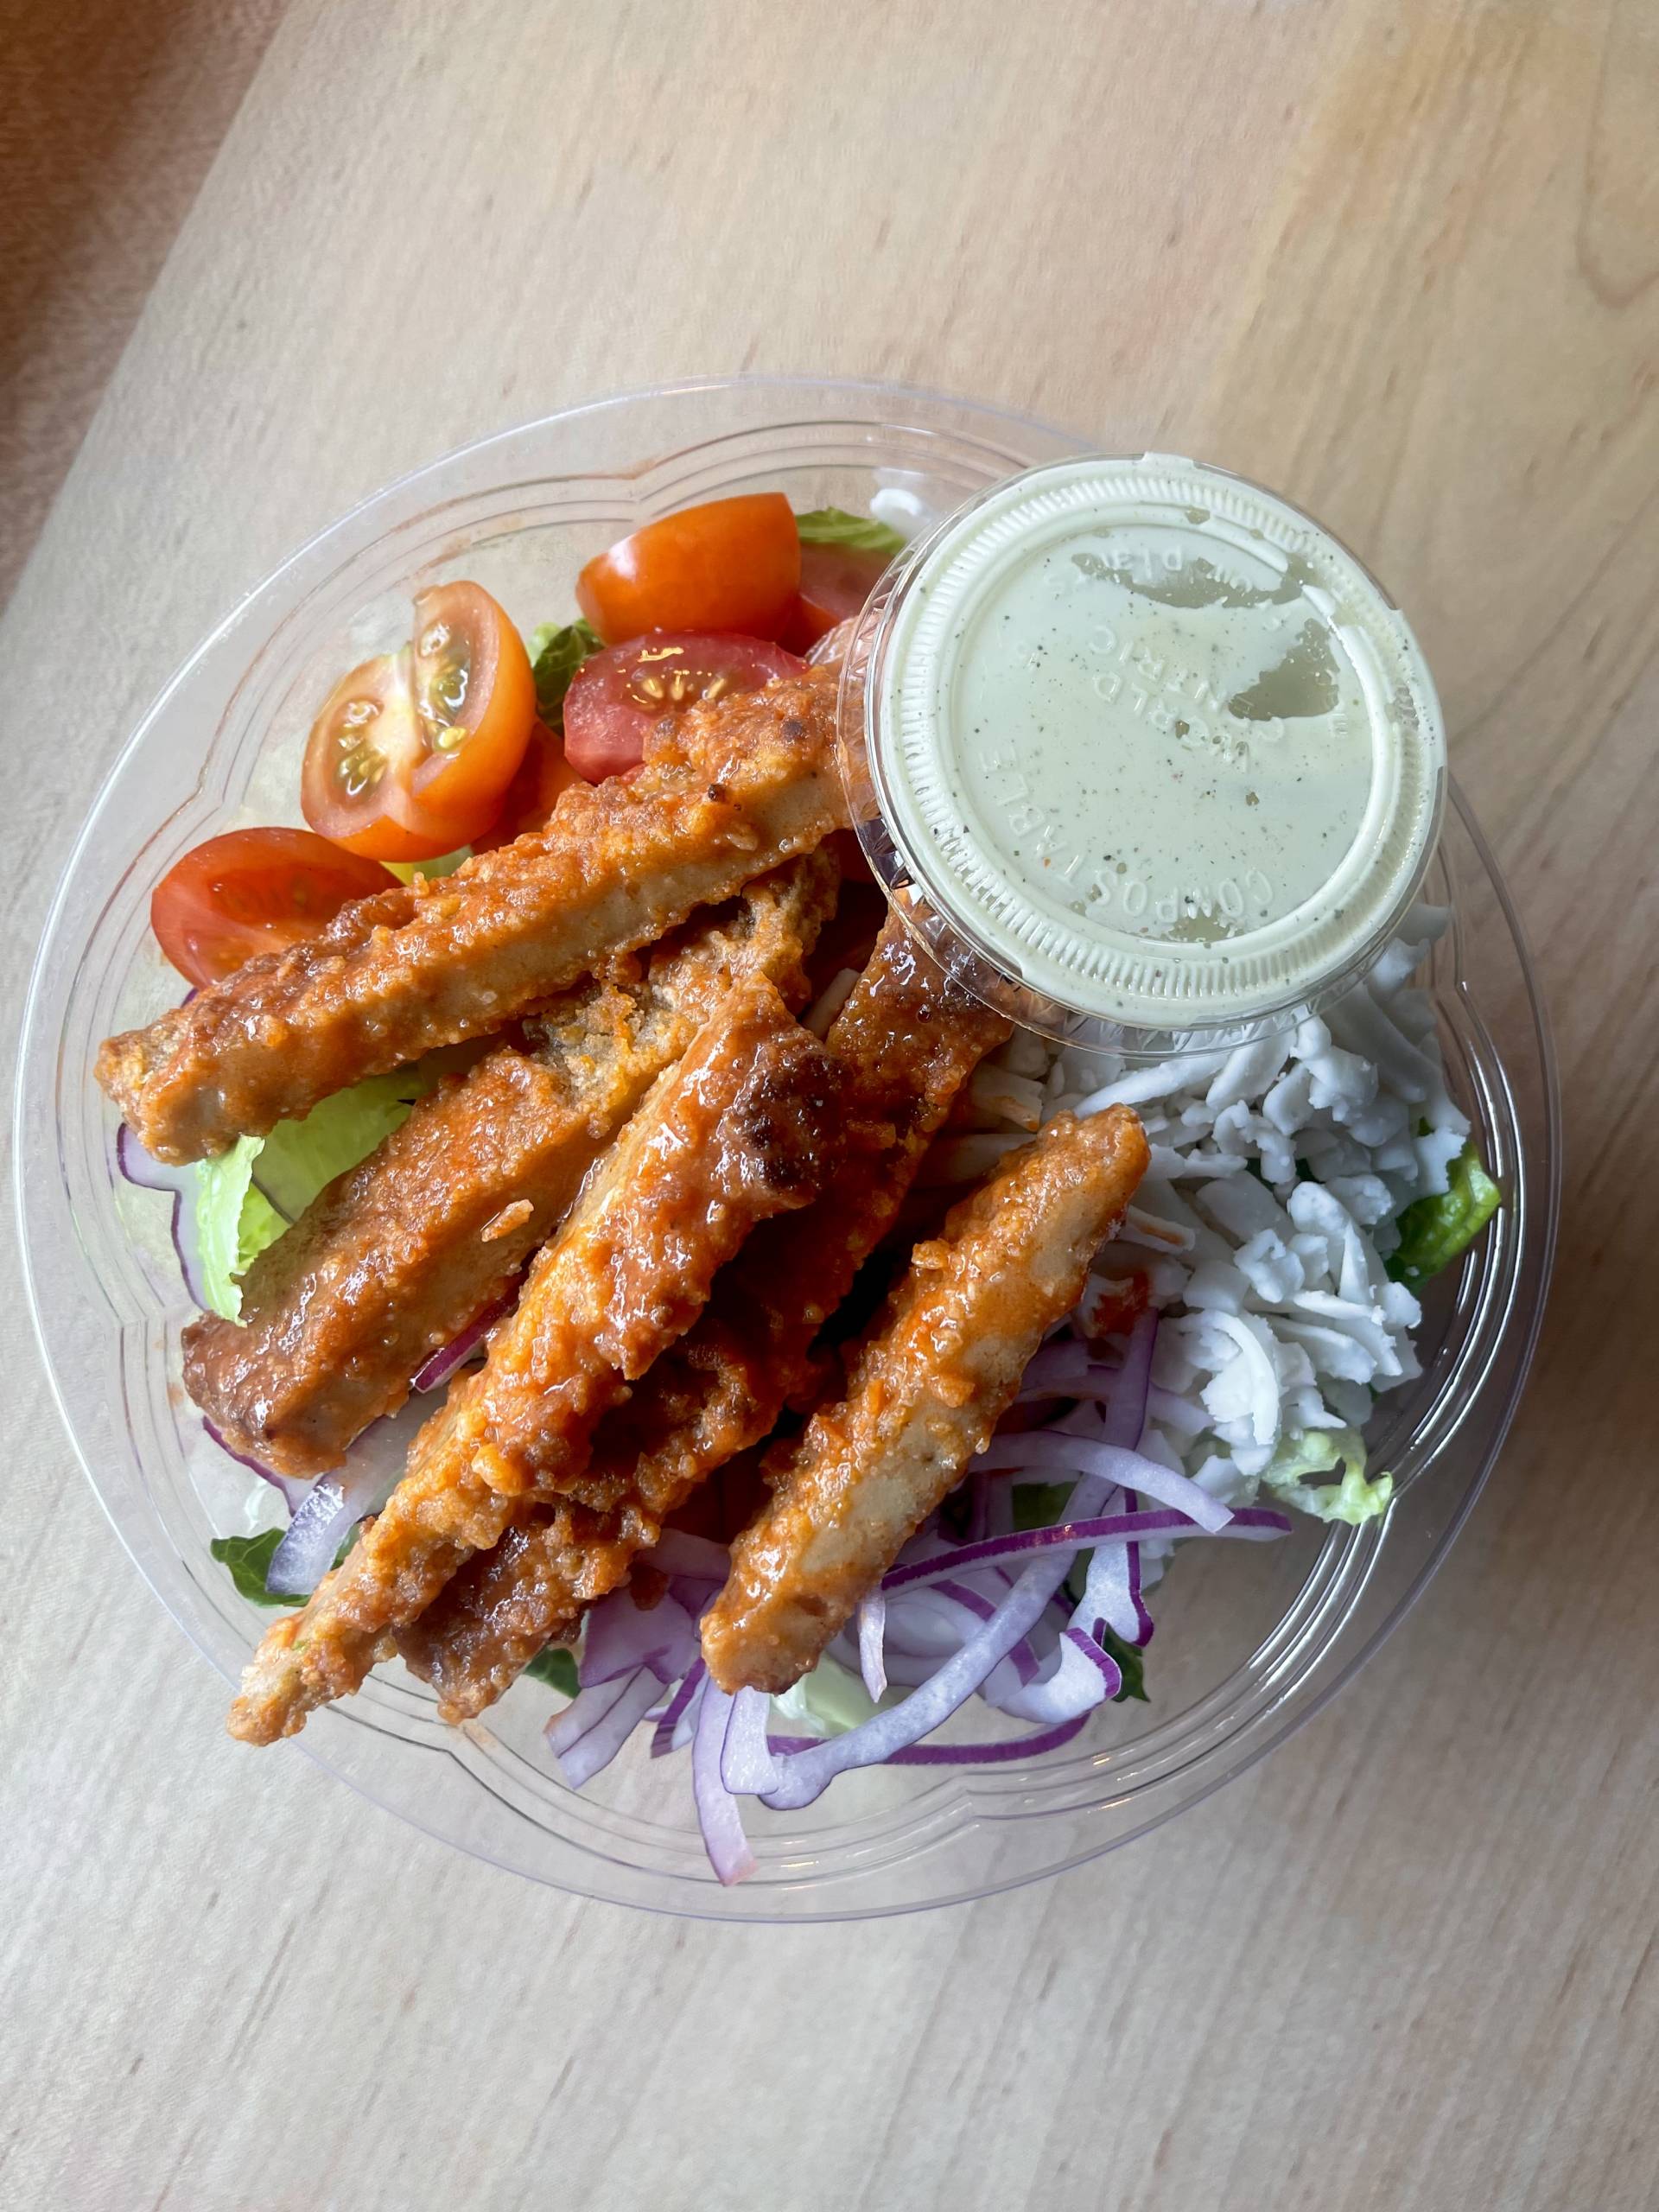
385 847 470 882
1011 1486 1154 1700
1386 1141 1502 1290
211 1530 302 1606
1261 1427 1394 1524
523 1645 580 1696
250 1072 432 1219
195 1141 285 1320
795 507 908 560
1012 1480 1076 1532
193 1071 435 1320
1098 1626 1148 1703
772 1652 892 1737
213 1528 357 1605
530 619 602 724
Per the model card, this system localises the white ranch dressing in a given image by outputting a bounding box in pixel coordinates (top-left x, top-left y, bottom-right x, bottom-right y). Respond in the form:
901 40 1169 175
864 456 1446 1037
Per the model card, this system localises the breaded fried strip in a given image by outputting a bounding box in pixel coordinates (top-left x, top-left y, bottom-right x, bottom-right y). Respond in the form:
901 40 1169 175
701 1106 1150 1695
399 915 1011 1719
182 856 836 1478
226 977 845 1744
101 669 845 1162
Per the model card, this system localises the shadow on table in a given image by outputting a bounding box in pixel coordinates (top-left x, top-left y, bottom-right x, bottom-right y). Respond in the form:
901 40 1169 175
0 0 286 608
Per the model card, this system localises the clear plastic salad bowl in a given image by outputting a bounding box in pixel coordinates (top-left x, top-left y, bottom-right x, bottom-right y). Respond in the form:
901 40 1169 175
15 378 1560 1921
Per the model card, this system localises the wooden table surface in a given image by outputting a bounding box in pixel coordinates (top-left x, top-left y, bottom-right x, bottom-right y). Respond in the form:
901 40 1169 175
3 4 1656 2207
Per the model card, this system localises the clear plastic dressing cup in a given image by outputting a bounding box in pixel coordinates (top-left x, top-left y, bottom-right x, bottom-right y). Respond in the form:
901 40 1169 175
840 454 1447 1051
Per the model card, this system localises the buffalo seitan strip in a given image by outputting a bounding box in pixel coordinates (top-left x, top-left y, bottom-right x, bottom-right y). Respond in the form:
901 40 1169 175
100 669 846 1162
398 916 1011 1720
701 1106 1150 1696
226 976 845 1745
183 855 837 1478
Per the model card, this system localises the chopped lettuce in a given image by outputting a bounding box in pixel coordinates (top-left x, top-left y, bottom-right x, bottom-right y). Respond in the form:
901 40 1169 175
385 847 469 882
1387 1141 1502 1290
1099 1626 1147 1703
213 1527 355 1605
192 1071 435 1320
250 1072 431 1219
195 1141 285 1320
772 1652 890 1738
530 618 602 724
1012 1479 1076 1532
211 1530 301 1606
523 1644 580 1696
795 507 908 560
1261 1427 1394 1525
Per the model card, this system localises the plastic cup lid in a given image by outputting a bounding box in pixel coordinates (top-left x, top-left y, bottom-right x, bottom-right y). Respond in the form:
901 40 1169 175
842 454 1446 1045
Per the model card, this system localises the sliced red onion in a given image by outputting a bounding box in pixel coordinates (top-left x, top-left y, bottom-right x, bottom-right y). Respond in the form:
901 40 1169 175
985 1625 1121 1722
1018 1339 1109 1395
967 1467 992 1542
692 1681 755 1885
966 1432 1234 1533
931 1580 1048 1685
410 1289 513 1393
651 1661 704 1758
1071 1540 1145 1648
883 1580 1052 1684
766 1718 1090 1765
200 1418 308 1517
669 1669 707 1754
856 1592 887 1702
264 1425 398 1593
884 1506 1289 1592
719 1687 782 1794
264 1478 347 1597
549 1670 635 1754
644 1529 730 1580
118 1122 210 1312
762 1325 1166 1808
886 1716 1091 1764
548 1666 660 1788
666 1573 721 1616
850 1644 954 1688
1127 1526 1154 1643
1018 1353 1208 1437
579 1589 698 1688
762 1532 1090 1811
1102 1308 1157 1446
874 1597 971 1658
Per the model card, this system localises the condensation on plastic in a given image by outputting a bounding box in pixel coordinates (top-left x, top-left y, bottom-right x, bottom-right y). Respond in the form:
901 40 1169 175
15 379 1560 1922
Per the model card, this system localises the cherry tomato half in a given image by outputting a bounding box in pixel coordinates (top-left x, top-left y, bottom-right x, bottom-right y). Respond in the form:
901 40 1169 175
472 720 583 850
300 652 445 860
405 582 537 830
301 585 536 859
575 495 800 645
151 828 397 987
563 632 805 781
781 542 891 651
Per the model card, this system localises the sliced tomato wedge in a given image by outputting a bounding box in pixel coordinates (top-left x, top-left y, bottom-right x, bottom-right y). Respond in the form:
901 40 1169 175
575 495 800 645
472 720 583 850
562 632 804 781
151 828 396 987
781 542 891 651
300 652 448 860
405 582 536 829
301 583 536 857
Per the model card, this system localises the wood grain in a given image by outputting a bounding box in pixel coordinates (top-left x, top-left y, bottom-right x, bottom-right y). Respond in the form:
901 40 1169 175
1 3 1656 2208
